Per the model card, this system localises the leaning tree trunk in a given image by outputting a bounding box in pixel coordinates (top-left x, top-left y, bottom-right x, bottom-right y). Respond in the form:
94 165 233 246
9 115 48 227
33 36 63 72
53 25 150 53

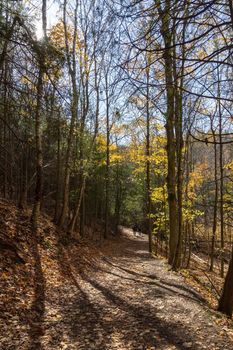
218 247 233 317
68 177 86 234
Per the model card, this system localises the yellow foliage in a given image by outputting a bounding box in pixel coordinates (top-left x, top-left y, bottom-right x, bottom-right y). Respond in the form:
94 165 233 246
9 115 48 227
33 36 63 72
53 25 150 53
224 161 233 172
49 21 69 50
96 134 106 152
95 134 123 165
49 20 86 57
21 75 33 85
110 153 122 163
151 185 167 204
188 162 209 199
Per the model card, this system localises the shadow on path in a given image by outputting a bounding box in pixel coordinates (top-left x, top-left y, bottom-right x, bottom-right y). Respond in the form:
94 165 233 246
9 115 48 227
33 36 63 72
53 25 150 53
54 235 203 350
80 271 200 350
56 244 114 350
27 233 45 350
102 258 206 303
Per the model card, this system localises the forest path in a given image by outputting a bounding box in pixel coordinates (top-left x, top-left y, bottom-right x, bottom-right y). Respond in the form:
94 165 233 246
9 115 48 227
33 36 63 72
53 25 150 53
3 226 233 350
33 227 233 350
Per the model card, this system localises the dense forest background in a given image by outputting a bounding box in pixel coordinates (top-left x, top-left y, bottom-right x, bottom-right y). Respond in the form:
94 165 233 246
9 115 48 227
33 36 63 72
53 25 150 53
1 0 233 316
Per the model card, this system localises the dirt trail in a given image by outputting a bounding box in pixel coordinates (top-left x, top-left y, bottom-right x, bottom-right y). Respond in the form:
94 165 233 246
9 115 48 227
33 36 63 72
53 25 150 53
1 227 233 350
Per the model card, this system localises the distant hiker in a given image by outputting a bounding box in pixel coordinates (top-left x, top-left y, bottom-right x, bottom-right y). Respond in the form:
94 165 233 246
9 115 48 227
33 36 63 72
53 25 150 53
132 224 138 236
133 224 142 237
138 226 143 237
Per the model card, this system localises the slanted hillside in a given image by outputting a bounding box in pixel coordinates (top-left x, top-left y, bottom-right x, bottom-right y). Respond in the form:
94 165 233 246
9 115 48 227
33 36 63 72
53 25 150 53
0 199 102 349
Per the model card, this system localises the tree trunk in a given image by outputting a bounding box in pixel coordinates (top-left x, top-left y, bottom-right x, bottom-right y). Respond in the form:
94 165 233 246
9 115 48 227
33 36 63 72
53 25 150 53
146 66 152 253
31 64 43 229
218 67 224 277
104 75 110 239
54 113 61 222
58 0 79 228
210 126 218 271
158 1 179 266
31 0 46 229
218 247 233 317
68 177 86 234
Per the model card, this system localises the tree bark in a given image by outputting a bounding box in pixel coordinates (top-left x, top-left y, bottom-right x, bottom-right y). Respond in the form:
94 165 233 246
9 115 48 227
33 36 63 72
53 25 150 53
218 247 233 317
210 125 218 271
146 63 152 253
58 0 79 228
104 75 110 239
158 0 179 266
31 63 43 229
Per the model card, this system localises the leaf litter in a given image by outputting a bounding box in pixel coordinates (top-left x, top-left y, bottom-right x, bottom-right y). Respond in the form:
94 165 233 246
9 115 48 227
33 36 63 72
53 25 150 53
0 200 233 349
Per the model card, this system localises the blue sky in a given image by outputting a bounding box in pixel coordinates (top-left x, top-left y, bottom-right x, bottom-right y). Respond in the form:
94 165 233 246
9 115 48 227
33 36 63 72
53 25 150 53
34 0 59 38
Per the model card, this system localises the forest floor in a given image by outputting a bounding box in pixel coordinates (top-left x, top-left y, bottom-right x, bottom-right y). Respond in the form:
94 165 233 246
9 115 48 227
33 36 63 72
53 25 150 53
1 201 233 350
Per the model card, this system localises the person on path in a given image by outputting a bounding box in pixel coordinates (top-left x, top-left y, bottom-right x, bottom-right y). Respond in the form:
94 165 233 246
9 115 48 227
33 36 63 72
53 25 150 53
133 224 142 237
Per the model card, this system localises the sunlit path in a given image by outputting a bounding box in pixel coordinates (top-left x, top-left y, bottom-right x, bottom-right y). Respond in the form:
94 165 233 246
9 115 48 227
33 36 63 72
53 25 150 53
38 230 233 350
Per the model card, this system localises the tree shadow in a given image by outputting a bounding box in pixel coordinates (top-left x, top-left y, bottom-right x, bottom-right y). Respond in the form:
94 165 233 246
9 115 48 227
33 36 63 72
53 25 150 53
27 233 46 350
101 259 206 303
50 230 233 349
95 265 206 303
102 233 207 304
73 269 201 350
90 271 217 349
56 243 115 350
54 242 204 350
